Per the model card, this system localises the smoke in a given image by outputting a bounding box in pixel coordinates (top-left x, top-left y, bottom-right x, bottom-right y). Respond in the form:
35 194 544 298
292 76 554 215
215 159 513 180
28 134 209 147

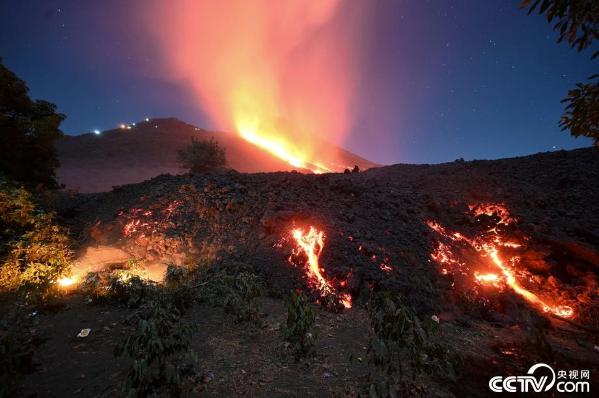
144 0 367 169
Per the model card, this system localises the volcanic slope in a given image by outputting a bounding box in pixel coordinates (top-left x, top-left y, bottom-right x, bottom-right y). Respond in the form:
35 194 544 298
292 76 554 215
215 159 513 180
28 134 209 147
23 146 599 396
56 117 378 193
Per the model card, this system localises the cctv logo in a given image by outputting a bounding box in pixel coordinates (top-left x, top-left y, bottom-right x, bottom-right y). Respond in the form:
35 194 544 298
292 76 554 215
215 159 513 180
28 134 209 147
489 363 590 393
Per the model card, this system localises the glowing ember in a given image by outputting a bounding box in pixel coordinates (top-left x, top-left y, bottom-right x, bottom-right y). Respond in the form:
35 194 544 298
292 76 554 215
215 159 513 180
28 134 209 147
290 226 351 308
57 276 77 287
120 200 182 238
427 203 574 318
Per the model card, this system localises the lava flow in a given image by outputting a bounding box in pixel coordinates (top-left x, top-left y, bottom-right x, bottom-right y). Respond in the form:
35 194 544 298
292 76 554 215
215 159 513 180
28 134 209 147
290 226 351 308
238 123 330 174
427 203 573 318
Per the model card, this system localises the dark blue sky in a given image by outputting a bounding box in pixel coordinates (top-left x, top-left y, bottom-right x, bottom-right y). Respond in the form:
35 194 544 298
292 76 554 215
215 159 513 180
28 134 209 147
0 0 596 164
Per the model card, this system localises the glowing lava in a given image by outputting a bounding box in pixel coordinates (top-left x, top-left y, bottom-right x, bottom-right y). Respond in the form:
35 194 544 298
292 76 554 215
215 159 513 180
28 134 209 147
238 123 330 174
427 203 573 318
291 226 351 308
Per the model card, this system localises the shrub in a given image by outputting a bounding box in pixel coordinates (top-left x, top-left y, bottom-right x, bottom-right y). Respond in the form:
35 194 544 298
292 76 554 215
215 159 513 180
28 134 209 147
115 298 197 397
177 137 226 174
164 264 196 312
222 271 262 322
367 292 459 397
281 290 316 361
107 274 157 309
0 181 71 305
80 272 105 302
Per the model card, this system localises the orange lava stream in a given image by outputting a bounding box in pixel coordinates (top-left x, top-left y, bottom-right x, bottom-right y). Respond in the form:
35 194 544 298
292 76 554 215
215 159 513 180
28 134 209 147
291 227 351 308
239 125 330 174
427 204 573 318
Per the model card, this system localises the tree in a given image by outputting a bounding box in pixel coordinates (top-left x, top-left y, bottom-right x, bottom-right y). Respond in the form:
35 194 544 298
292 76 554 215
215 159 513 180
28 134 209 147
521 0 599 144
560 74 599 142
177 136 226 174
0 59 65 188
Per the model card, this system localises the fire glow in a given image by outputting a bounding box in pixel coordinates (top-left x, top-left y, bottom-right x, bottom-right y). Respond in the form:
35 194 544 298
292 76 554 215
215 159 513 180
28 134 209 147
427 204 573 318
290 226 351 308
57 276 77 288
238 123 330 174
144 1 366 173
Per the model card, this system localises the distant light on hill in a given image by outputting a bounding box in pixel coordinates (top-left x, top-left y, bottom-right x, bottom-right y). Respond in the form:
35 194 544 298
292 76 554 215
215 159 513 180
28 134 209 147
93 129 101 135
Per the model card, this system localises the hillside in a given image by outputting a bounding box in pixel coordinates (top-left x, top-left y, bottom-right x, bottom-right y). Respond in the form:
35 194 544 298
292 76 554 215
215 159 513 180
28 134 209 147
56 118 378 193
15 146 596 396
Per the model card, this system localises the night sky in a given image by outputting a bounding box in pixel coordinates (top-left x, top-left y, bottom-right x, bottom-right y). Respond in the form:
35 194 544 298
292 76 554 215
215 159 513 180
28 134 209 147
0 0 595 165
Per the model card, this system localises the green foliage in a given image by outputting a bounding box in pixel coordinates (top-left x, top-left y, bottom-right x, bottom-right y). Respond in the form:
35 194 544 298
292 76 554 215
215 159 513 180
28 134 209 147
520 1 599 143
521 0 599 56
0 180 71 305
79 272 105 302
222 271 262 322
107 274 158 309
0 60 65 188
560 74 599 143
367 293 459 397
115 298 197 398
164 264 196 312
177 136 226 174
281 290 316 361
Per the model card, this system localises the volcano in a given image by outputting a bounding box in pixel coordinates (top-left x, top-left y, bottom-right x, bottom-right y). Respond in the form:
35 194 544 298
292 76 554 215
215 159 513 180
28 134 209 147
56 118 378 193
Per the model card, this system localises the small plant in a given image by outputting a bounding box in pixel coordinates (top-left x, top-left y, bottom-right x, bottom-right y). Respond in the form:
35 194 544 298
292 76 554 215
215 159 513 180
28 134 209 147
164 264 187 287
107 273 157 309
115 298 197 397
164 264 196 311
367 292 459 397
177 136 226 174
80 272 105 302
282 290 316 361
222 271 262 322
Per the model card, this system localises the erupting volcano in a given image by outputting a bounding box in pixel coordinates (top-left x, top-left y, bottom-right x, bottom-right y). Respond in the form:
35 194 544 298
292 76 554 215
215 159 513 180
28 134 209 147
144 1 366 174
427 203 574 318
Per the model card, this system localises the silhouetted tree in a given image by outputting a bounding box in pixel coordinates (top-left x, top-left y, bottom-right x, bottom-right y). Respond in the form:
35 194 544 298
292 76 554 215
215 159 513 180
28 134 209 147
177 136 226 174
0 59 65 187
521 0 599 144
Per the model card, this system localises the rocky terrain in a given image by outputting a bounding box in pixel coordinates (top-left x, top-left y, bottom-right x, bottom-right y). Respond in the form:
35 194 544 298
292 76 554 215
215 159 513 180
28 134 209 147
16 146 599 396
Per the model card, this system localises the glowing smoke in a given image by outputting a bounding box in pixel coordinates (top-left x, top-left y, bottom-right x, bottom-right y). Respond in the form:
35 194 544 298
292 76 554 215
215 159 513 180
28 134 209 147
144 0 367 171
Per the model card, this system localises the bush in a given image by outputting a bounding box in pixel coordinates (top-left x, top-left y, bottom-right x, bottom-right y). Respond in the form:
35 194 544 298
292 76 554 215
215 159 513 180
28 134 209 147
115 298 197 397
80 272 105 302
177 137 226 174
0 181 71 306
281 290 316 361
367 293 459 397
222 271 262 323
107 274 157 309
164 264 196 312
